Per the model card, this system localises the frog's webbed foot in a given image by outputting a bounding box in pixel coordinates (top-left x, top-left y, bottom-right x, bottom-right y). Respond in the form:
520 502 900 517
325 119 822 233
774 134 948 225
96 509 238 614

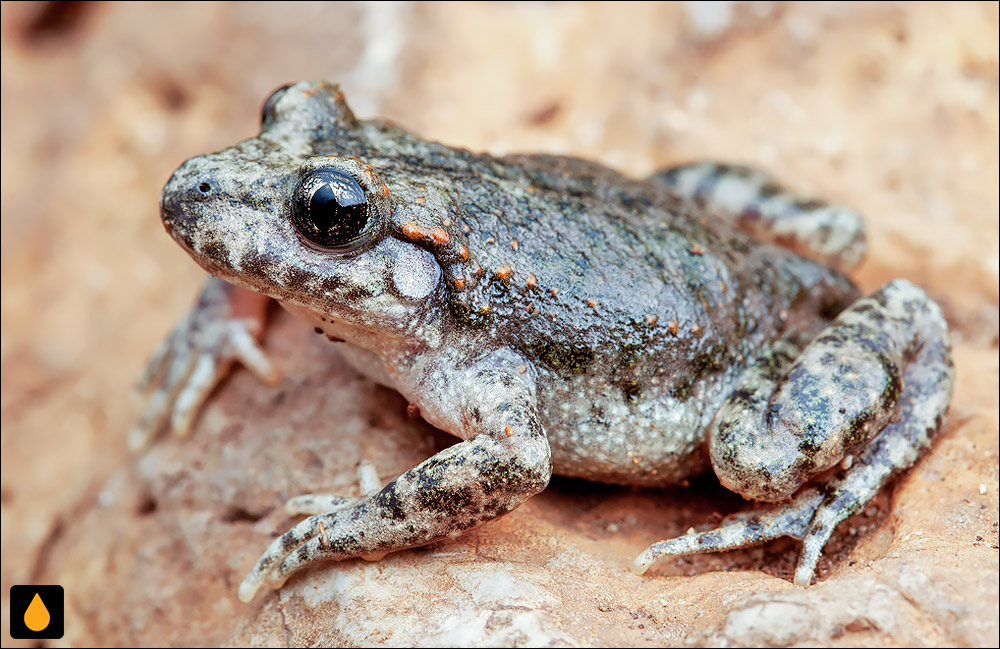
635 279 954 585
650 162 866 272
130 278 276 451
237 363 552 602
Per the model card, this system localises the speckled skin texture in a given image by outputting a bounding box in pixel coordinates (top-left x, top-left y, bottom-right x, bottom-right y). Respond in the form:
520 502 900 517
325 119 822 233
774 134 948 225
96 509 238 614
142 81 954 600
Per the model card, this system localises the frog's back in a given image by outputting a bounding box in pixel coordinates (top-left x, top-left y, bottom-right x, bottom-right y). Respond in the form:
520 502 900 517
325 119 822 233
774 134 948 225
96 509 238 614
330 122 859 484
376 140 848 381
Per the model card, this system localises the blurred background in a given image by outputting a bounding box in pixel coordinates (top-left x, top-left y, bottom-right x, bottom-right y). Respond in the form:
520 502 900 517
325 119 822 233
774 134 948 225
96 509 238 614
2 2 997 646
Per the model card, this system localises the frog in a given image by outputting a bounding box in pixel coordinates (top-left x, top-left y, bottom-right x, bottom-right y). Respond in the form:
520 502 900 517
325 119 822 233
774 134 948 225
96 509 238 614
135 80 954 603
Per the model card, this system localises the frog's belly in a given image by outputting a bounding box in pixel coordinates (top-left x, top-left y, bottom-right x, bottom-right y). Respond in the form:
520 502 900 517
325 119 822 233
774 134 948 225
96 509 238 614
334 337 725 487
537 368 732 487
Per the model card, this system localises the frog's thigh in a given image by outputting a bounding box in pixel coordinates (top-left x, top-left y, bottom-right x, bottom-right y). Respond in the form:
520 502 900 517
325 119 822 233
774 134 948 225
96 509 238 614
237 367 552 602
635 279 953 584
649 162 866 272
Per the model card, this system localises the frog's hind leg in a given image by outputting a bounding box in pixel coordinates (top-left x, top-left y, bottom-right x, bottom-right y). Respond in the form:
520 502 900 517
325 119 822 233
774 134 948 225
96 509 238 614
633 279 954 585
649 162 866 272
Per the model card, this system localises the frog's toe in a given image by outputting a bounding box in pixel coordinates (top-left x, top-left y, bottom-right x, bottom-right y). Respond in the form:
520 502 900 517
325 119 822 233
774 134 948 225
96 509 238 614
632 488 823 576
169 354 226 438
283 461 382 516
130 336 201 451
227 320 279 384
239 461 385 600
283 494 356 516
136 332 173 392
131 329 228 450
129 383 176 451
238 514 324 602
269 532 335 589
133 280 275 451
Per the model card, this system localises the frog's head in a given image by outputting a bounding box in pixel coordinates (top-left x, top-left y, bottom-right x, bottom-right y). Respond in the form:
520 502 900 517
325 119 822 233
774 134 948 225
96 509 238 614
160 81 446 350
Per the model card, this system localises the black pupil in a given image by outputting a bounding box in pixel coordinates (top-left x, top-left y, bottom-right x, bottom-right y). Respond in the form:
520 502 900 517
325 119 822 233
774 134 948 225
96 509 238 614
293 170 371 249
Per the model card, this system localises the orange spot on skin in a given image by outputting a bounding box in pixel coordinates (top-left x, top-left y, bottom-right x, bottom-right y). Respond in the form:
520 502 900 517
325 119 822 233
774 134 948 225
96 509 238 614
428 227 450 245
479 304 491 314
549 288 559 297
587 298 598 309
495 265 513 280
400 222 449 247
510 239 519 251
516 365 527 374
632 457 640 465
691 324 702 335
667 320 679 336
526 274 537 288
504 425 513 436
401 221 426 240
457 245 469 261
690 244 704 255
645 314 658 325
453 277 466 290
475 265 484 277
462 224 472 234
382 184 390 197
416 196 426 204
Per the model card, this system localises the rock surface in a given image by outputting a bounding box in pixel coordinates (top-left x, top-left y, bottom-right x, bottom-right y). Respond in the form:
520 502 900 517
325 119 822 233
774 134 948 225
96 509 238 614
1 2 997 647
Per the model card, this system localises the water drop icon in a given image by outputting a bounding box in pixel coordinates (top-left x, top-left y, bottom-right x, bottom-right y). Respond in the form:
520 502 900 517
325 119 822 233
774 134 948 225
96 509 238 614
24 592 50 632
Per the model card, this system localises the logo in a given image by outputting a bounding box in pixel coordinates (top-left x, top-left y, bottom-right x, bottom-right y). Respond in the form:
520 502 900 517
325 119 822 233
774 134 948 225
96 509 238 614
9 585 64 639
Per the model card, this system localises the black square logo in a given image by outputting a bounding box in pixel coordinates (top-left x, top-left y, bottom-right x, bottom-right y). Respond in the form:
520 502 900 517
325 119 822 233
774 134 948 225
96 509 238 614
9 585 64 639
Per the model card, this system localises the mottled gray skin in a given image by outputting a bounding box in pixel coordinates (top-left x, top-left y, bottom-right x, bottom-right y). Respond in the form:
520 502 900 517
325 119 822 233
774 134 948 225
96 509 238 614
143 81 954 600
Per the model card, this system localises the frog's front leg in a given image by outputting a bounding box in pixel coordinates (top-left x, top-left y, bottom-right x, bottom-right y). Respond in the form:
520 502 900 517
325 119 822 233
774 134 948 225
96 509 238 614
131 277 276 451
237 363 552 602
634 279 953 585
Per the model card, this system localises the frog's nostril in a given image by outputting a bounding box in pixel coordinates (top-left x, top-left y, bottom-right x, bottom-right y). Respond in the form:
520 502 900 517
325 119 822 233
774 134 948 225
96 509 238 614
196 181 214 195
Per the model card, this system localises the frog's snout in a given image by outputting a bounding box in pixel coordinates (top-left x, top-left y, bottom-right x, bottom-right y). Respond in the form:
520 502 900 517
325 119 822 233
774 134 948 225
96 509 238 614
159 162 220 252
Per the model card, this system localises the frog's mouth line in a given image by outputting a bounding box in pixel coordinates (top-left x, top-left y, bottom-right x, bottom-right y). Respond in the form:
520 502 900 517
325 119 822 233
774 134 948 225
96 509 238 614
174 224 406 334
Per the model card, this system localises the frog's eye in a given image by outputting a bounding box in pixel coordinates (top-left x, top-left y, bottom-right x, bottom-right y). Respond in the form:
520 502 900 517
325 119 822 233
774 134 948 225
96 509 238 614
261 83 293 127
291 169 375 250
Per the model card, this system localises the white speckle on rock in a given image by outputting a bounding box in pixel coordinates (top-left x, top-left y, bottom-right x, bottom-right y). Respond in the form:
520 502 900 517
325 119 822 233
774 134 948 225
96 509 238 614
683 1 737 38
723 601 813 646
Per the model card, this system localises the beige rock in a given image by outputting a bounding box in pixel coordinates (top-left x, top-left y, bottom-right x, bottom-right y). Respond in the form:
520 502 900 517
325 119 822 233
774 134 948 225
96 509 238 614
2 2 997 646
